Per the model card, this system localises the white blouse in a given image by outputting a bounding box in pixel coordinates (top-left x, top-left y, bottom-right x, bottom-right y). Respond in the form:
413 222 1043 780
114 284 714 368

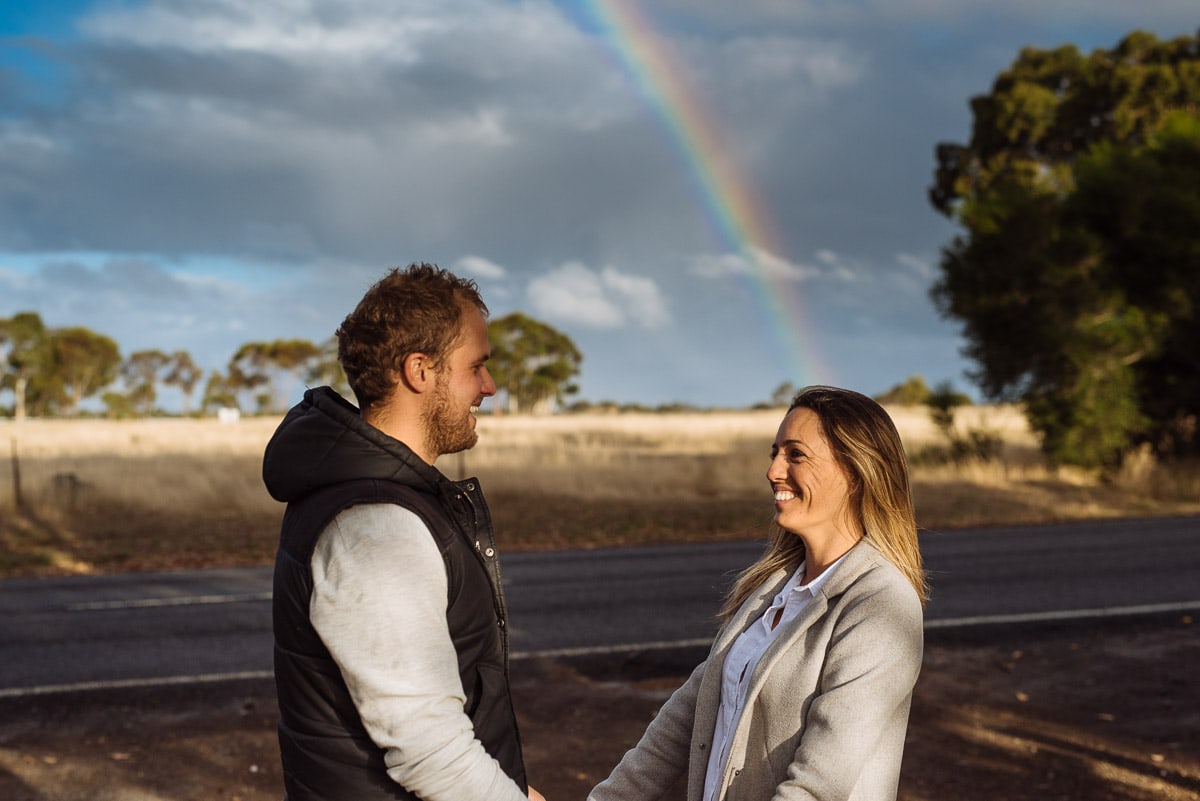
702 552 849 801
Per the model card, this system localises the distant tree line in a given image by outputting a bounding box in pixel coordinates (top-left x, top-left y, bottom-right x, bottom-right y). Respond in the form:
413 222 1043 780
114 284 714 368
0 310 341 419
0 310 583 419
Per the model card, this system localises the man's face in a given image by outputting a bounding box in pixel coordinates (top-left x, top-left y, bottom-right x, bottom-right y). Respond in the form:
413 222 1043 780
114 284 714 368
423 304 497 457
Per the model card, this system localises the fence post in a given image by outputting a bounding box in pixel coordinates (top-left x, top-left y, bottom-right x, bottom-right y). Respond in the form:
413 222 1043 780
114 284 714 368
10 436 23 512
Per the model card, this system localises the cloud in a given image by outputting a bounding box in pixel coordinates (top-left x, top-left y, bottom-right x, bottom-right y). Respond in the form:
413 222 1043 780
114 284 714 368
695 35 866 95
890 251 940 294
4 0 1197 408
0 254 346 370
528 263 621 328
527 262 671 329
34 257 194 302
896 251 935 279
80 0 494 59
690 247 820 281
455 255 507 279
0 0 622 262
815 250 862 282
597 267 672 328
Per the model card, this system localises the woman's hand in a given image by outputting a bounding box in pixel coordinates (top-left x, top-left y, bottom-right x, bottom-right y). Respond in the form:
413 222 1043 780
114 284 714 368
529 785 547 801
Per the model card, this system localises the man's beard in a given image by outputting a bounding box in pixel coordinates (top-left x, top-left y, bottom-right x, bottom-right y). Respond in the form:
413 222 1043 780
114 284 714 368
423 377 478 458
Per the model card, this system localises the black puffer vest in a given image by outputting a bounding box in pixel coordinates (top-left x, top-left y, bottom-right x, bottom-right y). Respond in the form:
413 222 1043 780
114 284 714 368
265 388 525 801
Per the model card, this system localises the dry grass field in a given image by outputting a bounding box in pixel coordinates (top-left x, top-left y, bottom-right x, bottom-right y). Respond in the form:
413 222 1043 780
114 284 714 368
1 404 1198 577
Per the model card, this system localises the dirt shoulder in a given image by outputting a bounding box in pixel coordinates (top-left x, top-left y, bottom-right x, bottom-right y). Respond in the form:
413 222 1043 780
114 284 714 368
1 614 1197 801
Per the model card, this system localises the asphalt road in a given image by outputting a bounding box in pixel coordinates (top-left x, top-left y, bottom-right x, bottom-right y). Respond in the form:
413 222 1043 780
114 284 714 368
2 516 1198 696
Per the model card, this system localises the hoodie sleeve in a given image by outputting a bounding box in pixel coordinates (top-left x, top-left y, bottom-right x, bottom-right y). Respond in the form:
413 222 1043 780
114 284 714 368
310 504 528 801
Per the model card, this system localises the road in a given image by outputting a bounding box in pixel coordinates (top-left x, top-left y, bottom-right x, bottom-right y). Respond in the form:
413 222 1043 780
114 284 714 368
2 516 1198 696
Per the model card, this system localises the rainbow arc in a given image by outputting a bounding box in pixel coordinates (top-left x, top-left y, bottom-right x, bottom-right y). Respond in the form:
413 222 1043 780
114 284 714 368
581 0 831 388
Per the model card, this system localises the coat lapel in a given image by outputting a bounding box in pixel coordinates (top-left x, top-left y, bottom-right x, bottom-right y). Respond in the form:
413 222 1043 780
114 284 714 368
689 566 789 792
742 541 879 707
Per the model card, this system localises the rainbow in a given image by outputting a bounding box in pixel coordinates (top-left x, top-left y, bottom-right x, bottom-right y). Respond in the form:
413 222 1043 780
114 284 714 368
577 0 832 390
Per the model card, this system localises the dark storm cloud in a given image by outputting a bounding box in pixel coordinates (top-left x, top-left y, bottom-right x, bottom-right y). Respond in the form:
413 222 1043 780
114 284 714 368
2 0 1196 406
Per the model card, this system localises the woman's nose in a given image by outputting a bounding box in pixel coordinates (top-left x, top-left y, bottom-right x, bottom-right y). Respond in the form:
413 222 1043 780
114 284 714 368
766 454 785 482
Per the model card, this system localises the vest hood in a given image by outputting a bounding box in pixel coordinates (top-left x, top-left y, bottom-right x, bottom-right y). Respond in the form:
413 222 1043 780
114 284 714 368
262 386 441 503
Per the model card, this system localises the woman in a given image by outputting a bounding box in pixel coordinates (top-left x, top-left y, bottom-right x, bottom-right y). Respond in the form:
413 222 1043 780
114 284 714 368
589 386 928 801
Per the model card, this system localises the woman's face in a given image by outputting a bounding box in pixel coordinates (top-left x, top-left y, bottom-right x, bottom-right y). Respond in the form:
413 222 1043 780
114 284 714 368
767 406 858 543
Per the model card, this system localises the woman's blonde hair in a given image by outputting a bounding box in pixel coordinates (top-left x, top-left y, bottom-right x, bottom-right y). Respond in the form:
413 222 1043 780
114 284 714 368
719 386 928 621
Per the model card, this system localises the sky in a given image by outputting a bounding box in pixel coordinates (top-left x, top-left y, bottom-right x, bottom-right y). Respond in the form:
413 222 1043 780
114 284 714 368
1 1 1197 410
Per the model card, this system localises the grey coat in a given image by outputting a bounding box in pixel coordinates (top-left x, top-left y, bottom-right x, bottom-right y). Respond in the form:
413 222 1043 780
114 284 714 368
589 539 924 801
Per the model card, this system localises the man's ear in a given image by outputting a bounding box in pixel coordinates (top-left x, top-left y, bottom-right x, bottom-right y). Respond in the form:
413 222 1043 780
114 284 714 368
402 353 433 392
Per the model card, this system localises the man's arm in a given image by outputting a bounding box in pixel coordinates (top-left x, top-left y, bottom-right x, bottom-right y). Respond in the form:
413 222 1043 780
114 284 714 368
311 504 530 801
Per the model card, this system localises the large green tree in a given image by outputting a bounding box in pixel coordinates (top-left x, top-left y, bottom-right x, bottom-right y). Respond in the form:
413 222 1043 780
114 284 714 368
930 30 1200 468
1069 116 1200 455
487 312 581 414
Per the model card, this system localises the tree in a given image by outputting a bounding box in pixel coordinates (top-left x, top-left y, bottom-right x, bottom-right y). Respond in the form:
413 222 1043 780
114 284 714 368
121 349 171 416
487 313 582 414
163 350 203 416
306 336 350 398
1067 114 1200 460
926 381 973 437
875 376 932 406
769 381 797 407
931 31 1200 220
47 327 122 416
101 390 138 419
228 338 320 414
201 370 239 413
929 29 1200 468
922 381 1001 466
0 311 49 421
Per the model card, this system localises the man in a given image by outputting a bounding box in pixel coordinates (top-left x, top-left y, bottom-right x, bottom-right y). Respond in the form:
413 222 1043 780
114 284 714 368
264 263 544 801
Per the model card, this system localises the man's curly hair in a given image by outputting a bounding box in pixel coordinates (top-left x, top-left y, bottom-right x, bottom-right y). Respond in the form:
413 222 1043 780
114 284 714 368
336 263 488 410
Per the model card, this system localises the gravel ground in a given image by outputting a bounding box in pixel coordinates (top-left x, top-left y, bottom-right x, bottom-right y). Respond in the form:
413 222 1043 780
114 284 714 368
1 615 1196 801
